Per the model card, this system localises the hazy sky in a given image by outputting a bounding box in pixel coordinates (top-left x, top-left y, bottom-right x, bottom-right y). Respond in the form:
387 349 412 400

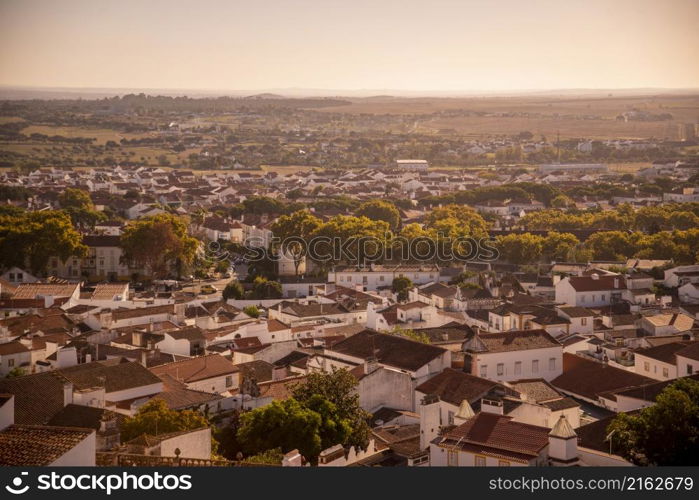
1 0 698 92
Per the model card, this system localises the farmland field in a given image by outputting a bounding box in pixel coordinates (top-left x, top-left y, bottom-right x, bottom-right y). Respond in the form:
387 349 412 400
21 125 155 145
310 93 699 140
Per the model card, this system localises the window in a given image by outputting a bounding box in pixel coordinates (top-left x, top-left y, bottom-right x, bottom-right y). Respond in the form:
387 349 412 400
601 294 606 301
644 361 650 372
225 376 233 387
581 318 587 326
412 455 429 465
514 361 522 375
379 275 385 282
480 365 487 377
496 363 504 376
347 276 352 282
662 367 669 378
8 359 14 367
688 365 694 375
475 455 486 466
498 460 510 466
447 449 459 466
549 357 556 371
580 295 586 303
592 294 596 302
448 411 455 425
532 360 539 374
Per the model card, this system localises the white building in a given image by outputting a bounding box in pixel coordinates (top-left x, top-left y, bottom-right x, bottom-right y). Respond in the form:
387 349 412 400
331 264 440 292
395 159 429 171
462 330 563 382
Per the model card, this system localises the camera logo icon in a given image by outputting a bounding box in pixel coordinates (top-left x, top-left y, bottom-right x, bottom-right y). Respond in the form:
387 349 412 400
5 472 29 495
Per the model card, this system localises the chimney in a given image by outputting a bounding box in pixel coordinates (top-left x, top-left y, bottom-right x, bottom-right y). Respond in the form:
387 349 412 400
591 273 599 280
63 382 74 407
364 356 379 375
132 330 143 347
140 350 148 367
272 365 288 381
419 394 441 450
613 277 619 289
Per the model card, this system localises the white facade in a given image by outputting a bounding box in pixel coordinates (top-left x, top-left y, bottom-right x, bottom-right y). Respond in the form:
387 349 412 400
471 346 563 382
634 353 677 381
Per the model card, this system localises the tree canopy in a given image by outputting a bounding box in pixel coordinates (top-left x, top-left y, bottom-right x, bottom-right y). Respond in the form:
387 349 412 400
355 200 401 231
121 399 211 444
607 378 699 465
291 369 371 453
0 210 87 274
120 213 198 279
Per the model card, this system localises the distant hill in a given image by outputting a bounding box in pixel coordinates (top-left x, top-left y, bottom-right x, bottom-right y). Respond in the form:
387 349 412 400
244 93 286 100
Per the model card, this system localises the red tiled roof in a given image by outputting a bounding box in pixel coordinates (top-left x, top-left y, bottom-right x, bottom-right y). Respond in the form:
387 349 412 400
440 413 549 459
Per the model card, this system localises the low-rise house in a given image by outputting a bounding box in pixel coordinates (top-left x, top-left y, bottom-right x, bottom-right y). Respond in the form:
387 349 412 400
11 282 80 309
551 353 654 408
47 403 121 451
0 425 96 466
634 341 699 381
0 341 31 377
556 307 595 335
462 330 563 382
640 312 694 336
323 330 450 384
149 354 238 394
664 265 699 288
428 412 554 466
555 274 626 308
598 374 699 412
415 368 503 426
330 265 440 292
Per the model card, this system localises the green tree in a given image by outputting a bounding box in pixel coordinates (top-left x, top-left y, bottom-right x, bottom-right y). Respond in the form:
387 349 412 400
291 369 371 453
271 210 322 276
542 232 580 261
423 204 489 239
389 325 430 344
356 200 401 231
392 276 413 302
222 280 245 300
58 188 93 211
237 397 326 463
585 231 634 261
0 210 87 274
250 276 282 299
243 305 261 318
242 447 284 465
550 194 574 209
120 213 198 279
494 233 544 265
121 399 211 443
607 378 699 465
4 367 26 378
310 215 390 269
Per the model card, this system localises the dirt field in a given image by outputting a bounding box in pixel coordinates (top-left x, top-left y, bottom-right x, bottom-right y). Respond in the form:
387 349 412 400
20 125 155 145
